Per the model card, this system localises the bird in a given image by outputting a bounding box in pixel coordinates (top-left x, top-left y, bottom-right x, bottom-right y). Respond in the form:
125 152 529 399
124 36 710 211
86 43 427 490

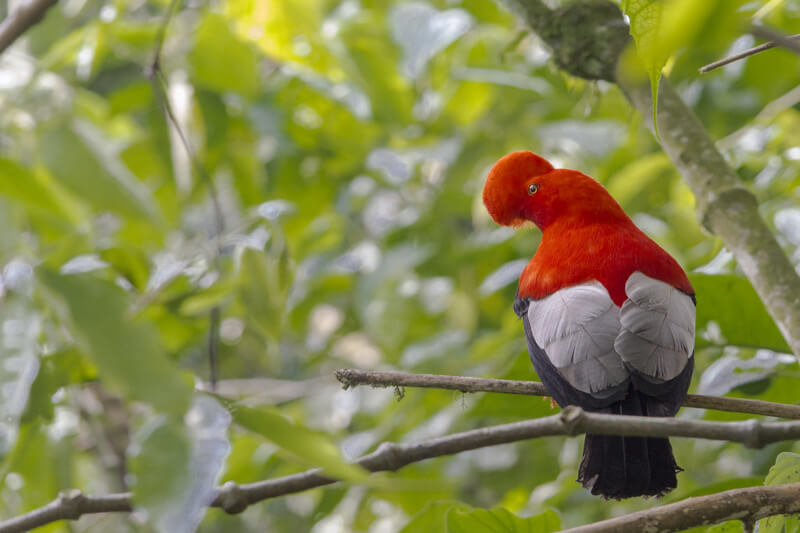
482 151 695 499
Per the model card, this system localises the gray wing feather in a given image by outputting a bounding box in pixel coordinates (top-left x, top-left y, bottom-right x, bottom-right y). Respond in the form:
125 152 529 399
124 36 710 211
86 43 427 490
614 272 696 382
528 282 629 395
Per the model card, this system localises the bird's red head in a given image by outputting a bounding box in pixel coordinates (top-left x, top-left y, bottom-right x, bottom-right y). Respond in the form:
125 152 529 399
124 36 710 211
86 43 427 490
482 151 628 230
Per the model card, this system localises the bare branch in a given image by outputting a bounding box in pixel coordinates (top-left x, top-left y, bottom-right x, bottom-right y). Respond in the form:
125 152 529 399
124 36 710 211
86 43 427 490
8 401 800 531
751 25 800 56
7 406 800 531
699 34 800 73
0 490 132 533
335 368 800 420
0 0 58 55
562 483 800 533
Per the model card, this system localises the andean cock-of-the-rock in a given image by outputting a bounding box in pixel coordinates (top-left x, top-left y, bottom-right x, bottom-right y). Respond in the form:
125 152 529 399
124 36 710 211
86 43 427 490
483 151 696 499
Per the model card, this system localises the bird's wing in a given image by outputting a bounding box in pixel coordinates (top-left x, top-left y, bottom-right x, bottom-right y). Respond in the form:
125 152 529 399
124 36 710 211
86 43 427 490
614 271 696 386
525 281 629 401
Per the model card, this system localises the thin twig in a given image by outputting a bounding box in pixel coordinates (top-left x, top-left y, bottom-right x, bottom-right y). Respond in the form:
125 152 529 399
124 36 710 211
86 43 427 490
699 34 800 73
562 483 800 533
147 4 226 390
751 25 800 56
208 306 221 389
0 0 58 55
145 0 180 79
7 407 800 531
335 368 800 420
150 72 225 236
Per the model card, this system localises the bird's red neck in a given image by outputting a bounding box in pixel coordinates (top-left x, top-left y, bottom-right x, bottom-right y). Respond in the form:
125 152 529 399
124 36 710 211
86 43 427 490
518 218 693 306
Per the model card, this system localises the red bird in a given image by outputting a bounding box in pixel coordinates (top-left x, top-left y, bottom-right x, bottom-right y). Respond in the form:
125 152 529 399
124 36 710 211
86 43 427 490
483 151 695 499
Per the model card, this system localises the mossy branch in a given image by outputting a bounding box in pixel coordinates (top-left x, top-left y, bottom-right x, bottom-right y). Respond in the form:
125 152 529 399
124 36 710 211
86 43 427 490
498 0 800 359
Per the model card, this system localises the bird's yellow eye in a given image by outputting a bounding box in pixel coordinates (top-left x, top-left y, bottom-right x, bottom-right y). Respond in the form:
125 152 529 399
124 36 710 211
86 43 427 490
528 183 539 195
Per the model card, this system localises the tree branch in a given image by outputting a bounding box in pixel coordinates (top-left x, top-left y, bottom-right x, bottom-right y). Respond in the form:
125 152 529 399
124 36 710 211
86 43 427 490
751 25 800 56
497 0 800 360
0 490 132 533
562 483 800 533
699 34 800 73
0 0 58 55
8 404 800 531
335 368 800 420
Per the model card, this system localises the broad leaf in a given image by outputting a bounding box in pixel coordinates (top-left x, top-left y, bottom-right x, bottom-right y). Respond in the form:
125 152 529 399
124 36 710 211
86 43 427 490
130 419 191 510
689 273 790 353
399 501 470 533
622 0 716 134
447 507 561 533
0 158 84 223
189 13 259 98
759 453 800 533
38 270 192 415
40 122 158 222
219 399 368 482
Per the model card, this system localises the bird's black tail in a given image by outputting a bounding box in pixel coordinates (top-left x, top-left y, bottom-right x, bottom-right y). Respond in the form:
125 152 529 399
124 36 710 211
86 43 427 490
577 391 681 499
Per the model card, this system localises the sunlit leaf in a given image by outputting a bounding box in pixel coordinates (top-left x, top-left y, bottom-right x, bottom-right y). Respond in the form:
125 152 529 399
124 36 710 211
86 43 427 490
0 158 84 223
226 0 341 78
189 13 260 98
622 0 717 133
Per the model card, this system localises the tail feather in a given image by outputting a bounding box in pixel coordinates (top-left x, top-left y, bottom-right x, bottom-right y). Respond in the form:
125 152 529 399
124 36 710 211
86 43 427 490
578 392 681 499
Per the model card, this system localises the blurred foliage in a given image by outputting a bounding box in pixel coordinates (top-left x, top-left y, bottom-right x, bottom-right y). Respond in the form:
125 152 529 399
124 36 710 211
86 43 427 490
0 0 800 531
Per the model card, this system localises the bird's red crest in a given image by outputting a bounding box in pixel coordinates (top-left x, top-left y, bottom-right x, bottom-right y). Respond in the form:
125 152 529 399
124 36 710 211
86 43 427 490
482 151 553 227
483 150 694 303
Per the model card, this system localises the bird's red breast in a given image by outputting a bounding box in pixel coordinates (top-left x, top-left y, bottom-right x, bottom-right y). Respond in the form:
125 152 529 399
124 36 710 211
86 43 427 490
482 151 693 305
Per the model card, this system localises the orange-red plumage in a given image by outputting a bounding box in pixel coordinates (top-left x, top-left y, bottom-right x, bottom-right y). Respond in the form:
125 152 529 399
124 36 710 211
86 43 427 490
485 151 696 499
482 151 692 305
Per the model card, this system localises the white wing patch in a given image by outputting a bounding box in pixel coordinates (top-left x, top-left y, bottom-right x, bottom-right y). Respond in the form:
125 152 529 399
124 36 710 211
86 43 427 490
614 272 695 382
527 282 628 395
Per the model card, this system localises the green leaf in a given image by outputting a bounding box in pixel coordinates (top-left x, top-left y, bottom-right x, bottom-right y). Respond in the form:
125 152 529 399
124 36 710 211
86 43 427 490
2 423 67 510
622 0 717 135
622 0 665 134
129 419 191 509
399 501 470 533
446 507 561 533
40 121 158 222
606 152 673 207
671 477 762 502
38 269 192 415
759 453 800 533
100 247 151 292
691 522 744 533
178 278 239 316
226 0 341 78
0 158 84 223
689 273 790 352
765 452 800 486
189 13 260 98
239 243 292 340
218 398 368 482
